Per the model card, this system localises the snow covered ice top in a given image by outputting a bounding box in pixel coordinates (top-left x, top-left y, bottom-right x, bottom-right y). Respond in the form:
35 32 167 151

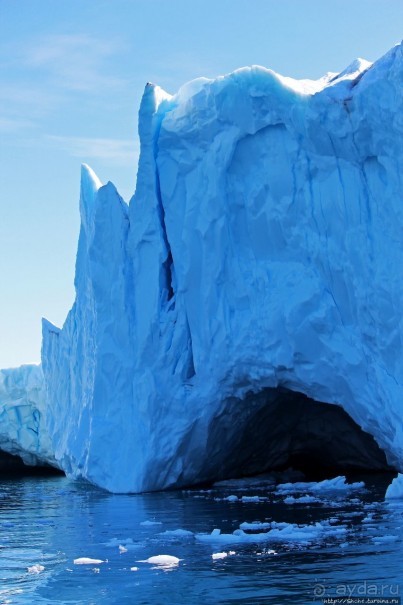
7 43 403 492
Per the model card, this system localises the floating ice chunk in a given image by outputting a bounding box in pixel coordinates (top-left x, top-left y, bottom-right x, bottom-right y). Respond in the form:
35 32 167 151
73 557 105 565
27 564 45 574
140 520 163 526
92 568 100 573
130 566 139 572
159 529 194 537
385 474 403 500
212 552 228 560
214 495 239 502
104 537 134 547
138 555 181 568
119 545 128 553
196 520 347 545
283 495 321 504
276 476 365 495
214 475 276 489
239 521 271 530
241 495 268 503
371 535 398 543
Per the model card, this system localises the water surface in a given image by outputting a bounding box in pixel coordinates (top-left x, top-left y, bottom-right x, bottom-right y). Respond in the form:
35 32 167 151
0 474 401 604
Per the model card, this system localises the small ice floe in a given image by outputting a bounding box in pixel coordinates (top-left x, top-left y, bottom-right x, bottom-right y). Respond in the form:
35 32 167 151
239 521 271 530
212 552 227 560
130 566 139 572
140 520 162 527
214 495 238 502
256 549 277 556
104 537 134 547
138 555 181 569
214 475 276 490
92 568 100 574
212 550 236 560
276 476 365 495
241 495 268 503
385 473 403 500
196 519 347 546
27 564 45 574
283 495 321 505
73 558 105 565
371 535 398 544
119 545 128 553
159 529 194 538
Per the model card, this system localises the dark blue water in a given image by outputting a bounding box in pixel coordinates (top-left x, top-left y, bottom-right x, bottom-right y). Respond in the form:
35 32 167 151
0 474 401 604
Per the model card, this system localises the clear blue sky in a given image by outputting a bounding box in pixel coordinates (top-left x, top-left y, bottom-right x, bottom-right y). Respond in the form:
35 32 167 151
1 0 402 368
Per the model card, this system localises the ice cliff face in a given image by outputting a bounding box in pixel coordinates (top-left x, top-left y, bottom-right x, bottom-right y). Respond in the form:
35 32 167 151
38 44 403 492
0 365 55 467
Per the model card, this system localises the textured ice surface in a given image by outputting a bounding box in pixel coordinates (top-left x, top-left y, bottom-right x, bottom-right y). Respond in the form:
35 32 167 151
385 473 403 499
0 365 54 467
196 520 347 545
276 476 365 494
4 44 403 492
40 44 403 492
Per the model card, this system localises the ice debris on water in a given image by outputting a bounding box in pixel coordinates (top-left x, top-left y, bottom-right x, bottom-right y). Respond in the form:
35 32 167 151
27 564 45 574
138 555 181 568
73 558 105 565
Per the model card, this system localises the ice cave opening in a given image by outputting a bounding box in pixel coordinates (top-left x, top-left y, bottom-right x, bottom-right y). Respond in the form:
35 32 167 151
0 450 63 477
204 388 395 484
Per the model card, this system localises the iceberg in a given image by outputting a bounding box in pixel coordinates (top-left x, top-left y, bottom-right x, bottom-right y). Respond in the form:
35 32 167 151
2 44 403 492
0 365 55 468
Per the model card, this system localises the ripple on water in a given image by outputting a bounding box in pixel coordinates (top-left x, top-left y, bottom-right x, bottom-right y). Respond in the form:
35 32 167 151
0 473 401 604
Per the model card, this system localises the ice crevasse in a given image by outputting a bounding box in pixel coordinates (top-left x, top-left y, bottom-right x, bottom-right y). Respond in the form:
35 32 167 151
6 43 403 492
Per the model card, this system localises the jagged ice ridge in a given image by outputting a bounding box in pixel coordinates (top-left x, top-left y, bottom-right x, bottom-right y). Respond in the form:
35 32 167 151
2 44 403 493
